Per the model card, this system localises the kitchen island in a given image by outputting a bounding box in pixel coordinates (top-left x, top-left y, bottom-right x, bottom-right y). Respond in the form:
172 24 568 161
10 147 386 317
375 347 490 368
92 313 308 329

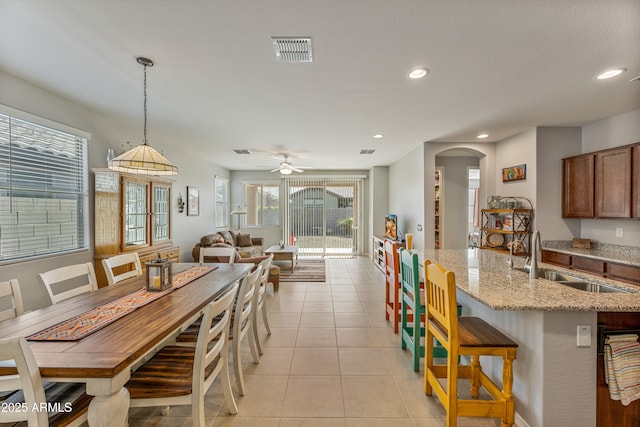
419 248 640 427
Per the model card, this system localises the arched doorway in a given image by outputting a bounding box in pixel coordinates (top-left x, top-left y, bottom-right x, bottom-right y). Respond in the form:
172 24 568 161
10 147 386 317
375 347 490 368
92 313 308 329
434 148 485 249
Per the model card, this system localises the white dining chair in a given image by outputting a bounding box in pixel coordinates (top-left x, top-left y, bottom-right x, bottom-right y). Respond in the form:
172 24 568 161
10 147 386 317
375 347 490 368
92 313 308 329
126 281 240 425
198 246 236 264
176 265 262 395
253 254 273 355
101 252 143 285
39 262 98 305
0 279 24 322
0 336 91 427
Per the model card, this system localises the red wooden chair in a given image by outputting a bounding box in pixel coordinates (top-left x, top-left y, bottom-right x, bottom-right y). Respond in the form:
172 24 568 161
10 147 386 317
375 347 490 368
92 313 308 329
384 240 402 333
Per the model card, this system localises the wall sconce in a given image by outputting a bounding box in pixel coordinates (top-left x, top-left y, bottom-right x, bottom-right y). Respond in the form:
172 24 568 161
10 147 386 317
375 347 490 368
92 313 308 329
178 193 185 213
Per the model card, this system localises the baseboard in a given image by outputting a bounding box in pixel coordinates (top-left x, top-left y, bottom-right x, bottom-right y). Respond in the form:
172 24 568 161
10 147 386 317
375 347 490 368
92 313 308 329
515 411 530 427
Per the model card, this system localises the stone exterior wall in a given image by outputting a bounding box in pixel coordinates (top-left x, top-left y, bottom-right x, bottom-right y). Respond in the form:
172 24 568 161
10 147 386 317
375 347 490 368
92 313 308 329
0 196 80 260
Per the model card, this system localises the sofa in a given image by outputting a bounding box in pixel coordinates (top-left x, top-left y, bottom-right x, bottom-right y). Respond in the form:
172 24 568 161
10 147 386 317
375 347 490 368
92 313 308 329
192 230 264 262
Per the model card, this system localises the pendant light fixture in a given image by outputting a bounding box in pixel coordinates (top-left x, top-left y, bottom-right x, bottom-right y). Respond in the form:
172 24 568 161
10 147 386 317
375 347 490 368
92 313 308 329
109 57 178 176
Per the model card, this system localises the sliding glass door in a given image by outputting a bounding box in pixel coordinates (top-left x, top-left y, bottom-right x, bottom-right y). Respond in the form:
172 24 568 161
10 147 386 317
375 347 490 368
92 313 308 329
283 177 362 257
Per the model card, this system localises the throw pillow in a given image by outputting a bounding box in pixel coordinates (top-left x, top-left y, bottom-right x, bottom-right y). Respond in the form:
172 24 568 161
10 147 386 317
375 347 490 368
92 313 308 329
200 233 221 246
237 233 252 247
230 230 240 245
220 230 234 246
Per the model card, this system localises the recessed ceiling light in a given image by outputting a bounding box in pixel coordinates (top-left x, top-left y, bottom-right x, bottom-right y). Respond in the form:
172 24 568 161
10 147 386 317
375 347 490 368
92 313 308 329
373 134 384 139
408 68 429 79
595 68 626 80
476 133 489 139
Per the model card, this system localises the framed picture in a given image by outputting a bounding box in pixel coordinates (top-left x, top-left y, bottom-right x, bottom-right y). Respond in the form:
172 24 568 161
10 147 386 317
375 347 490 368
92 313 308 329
187 186 199 216
502 164 526 182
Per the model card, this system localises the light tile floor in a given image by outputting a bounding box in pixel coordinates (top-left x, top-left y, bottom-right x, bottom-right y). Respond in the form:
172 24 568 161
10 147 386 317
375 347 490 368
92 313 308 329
128 257 502 427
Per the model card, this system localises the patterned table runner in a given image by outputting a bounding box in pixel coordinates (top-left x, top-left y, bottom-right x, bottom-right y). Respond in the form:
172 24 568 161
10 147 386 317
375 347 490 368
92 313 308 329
27 265 217 341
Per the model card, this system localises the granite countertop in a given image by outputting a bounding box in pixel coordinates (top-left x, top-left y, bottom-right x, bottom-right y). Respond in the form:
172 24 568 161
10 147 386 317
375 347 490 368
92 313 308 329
542 240 640 267
419 248 640 312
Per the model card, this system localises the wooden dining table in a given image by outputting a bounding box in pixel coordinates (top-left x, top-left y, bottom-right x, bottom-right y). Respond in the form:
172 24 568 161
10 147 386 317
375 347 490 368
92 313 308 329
0 262 251 427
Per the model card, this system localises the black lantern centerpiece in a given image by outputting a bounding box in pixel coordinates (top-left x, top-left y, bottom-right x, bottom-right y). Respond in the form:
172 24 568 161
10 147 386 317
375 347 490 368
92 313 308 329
146 253 173 292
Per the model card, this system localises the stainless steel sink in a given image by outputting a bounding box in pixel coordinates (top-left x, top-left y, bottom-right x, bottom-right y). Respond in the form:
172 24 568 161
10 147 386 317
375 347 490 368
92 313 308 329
557 281 632 293
514 267 579 281
514 267 633 293
538 268 580 282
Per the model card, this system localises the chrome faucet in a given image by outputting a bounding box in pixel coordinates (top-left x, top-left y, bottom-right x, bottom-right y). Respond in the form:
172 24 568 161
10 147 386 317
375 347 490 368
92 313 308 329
525 230 542 280
507 239 521 270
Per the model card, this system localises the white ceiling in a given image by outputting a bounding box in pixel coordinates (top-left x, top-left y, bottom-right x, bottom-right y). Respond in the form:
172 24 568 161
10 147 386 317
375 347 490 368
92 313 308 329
1 0 638 172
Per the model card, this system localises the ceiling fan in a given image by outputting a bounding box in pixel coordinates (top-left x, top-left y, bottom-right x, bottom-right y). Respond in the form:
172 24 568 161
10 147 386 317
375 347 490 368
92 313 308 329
270 154 311 175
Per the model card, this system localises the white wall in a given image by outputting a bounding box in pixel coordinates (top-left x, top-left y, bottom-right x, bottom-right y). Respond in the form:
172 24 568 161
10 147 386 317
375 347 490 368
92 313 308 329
580 108 640 246
495 128 537 210
0 69 229 310
369 166 389 257
582 109 640 152
389 144 425 249
536 127 582 240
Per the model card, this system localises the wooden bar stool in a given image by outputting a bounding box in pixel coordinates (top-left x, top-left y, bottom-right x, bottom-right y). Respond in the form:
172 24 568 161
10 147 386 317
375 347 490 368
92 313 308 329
384 240 401 333
400 249 425 371
424 259 518 427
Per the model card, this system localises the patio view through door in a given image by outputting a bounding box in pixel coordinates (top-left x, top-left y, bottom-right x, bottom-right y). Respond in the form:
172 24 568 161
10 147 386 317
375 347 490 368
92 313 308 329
283 177 362 257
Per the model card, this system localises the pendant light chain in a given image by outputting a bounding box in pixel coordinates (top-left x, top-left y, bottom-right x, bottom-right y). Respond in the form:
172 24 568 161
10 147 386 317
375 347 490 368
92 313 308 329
108 56 178 175
143 62 148 145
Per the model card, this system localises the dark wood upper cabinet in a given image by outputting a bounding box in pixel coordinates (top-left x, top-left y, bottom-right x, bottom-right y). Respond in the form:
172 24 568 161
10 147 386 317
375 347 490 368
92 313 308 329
595 146 632 218
563 143 639 219
563 153 594 217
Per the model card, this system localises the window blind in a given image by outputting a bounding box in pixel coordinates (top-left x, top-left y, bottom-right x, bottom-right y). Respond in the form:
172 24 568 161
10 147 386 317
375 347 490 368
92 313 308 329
282 177 362 257
0 113 89 262
215 176 228 228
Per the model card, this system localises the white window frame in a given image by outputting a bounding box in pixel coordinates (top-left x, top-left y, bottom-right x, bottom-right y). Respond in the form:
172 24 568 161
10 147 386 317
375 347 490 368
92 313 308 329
243 181 280 227
0 104 91 263
214 176 229 228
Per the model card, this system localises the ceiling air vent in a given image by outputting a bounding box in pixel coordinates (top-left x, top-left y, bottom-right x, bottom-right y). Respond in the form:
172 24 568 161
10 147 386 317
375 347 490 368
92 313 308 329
272 37 313 63
360 149 376 155
233 149 251 155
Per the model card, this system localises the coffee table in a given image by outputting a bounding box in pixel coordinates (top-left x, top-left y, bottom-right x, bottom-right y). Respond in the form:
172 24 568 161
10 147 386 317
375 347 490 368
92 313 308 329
265 244 298 272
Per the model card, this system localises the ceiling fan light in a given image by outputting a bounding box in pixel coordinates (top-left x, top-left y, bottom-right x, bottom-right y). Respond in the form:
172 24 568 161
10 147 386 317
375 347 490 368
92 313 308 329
280 168 293 175
595 68 626 80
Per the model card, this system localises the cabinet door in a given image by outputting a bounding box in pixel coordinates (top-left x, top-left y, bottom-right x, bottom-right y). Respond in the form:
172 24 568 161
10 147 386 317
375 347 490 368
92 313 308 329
572 255 605 276
595 146 632 218
122 178 150 249
563 154 594 217
541 250 571 267
152 183 171 244
607 262 640 285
